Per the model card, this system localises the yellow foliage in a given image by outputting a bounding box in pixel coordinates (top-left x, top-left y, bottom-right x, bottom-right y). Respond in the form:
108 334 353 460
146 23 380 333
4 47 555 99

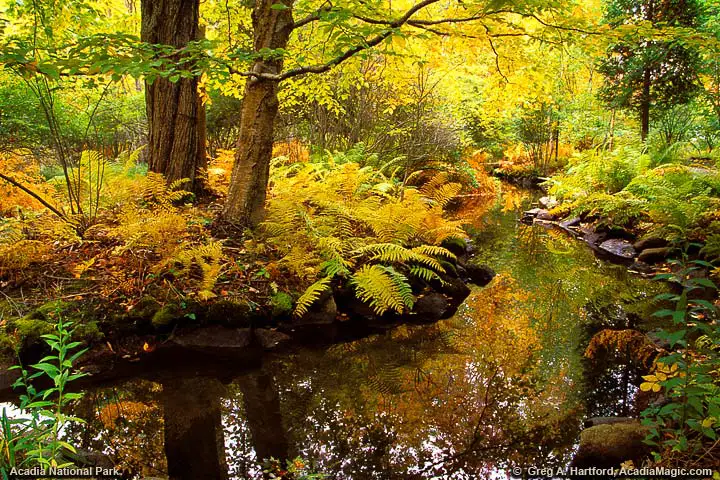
0 152 58 215
263 157 466 314
206 149 235 196
0 239 49 274
172 241 225 300
112 207 187 257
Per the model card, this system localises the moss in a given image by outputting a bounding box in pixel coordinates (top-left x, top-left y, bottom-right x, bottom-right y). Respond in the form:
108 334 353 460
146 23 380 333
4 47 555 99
9 317 55 340
151 304 181 330
206 300 251 327
74 321 104 343
0 332 17 358
440 237 468 258
270 292 294 318
129 296 162 320
26 300 73 321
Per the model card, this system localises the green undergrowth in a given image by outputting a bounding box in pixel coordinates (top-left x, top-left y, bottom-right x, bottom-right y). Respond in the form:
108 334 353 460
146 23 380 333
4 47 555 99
547 143 720 254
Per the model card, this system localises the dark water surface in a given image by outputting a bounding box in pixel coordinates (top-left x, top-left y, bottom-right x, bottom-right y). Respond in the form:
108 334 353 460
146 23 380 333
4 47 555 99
64 185 666 479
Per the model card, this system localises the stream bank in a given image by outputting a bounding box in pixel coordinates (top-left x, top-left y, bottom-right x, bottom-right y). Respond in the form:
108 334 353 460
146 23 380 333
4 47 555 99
3 183 676 478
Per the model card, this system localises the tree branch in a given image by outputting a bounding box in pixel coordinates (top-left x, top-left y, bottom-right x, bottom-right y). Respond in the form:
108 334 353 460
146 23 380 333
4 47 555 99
292 1 333 29
0 172 68 222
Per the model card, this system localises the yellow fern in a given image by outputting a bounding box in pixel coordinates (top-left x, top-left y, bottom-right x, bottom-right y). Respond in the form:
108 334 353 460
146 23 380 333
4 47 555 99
173 241 225 300
294 277 332 317
350 265 414 315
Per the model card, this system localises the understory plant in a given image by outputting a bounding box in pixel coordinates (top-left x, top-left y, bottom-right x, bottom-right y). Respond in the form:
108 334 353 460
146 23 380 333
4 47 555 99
1 313 87 475
548 144 720 241
259 156 467 317
640 259 720 468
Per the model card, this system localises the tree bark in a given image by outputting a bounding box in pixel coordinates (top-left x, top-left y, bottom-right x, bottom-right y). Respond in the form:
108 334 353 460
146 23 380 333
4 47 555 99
223 0 295 228
141 0 206 194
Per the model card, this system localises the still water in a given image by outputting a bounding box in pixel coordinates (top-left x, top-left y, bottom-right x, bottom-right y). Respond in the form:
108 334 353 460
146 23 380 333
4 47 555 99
64 185 665 479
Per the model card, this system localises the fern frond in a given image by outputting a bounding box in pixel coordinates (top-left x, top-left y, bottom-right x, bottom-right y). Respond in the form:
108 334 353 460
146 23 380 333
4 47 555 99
353 243 446 272
350 265 414 315
294 277 332 317
411 245 457 261
409 266 441 282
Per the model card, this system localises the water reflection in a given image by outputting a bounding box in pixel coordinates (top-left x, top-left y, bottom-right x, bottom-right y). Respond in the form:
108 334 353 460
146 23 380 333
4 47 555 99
63 184 666 479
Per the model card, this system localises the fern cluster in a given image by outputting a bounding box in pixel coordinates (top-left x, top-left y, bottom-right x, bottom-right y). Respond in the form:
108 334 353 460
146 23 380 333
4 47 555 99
259 156 466 317
550 147 720 242
171 242 224 301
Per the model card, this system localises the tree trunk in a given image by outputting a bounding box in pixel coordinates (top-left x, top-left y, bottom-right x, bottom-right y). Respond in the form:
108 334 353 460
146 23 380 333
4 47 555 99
141 0 206 194
223 0 295 228
161 377 228 480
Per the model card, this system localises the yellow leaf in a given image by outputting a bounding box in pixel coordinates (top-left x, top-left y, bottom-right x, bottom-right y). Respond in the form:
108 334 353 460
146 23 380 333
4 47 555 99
640 382 654 392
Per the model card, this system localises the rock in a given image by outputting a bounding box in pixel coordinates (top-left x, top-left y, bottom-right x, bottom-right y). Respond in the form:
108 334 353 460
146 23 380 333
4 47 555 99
411 293 449 324
571 422 650 468
254 328 291 350
523 208 554 222
583 417 637 428
465 263 495 287
63 447 114 468
598 239 636 261
432 275 471 318
536 210 554 221
441 238 468 261
628 261 655 275
560 217 582 228
172 326 252 352
296 291 337 325
539 196 558 209
633 237 669 252
432 275 471 304
582 230 607 246
638 247 671 264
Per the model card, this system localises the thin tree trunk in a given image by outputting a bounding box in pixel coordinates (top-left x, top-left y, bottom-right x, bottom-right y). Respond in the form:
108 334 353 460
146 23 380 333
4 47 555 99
141 0 206 194
223 0 294 228
641 67 651 142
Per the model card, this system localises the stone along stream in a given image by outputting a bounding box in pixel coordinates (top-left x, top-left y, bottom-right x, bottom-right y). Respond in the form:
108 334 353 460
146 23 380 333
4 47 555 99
60 184 666 479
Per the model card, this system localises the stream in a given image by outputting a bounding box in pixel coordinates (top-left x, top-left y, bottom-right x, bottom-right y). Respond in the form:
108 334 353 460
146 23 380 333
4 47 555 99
54 185 667 478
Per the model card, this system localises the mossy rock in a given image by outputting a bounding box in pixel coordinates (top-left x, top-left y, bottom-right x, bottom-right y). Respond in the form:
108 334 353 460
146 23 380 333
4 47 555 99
128 296 162 321
25 300 75 322
206 300 252 327
151 304 182 330
440 238 468 259
270 292 293 318
572 422 650 468
73 321 104 344
7 317 55 341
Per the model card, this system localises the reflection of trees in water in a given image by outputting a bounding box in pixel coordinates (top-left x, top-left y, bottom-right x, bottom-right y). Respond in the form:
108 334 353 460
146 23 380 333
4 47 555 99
256 276 584 478
64 380 167 478
579 280 665 418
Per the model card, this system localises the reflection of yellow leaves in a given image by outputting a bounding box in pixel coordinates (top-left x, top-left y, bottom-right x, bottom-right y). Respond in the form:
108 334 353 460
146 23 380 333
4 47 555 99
620 460 635 470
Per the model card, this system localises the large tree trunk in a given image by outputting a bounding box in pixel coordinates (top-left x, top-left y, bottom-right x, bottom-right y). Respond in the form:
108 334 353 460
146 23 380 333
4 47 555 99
161 377 228 480
141 0 206 194
223 0 295 228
